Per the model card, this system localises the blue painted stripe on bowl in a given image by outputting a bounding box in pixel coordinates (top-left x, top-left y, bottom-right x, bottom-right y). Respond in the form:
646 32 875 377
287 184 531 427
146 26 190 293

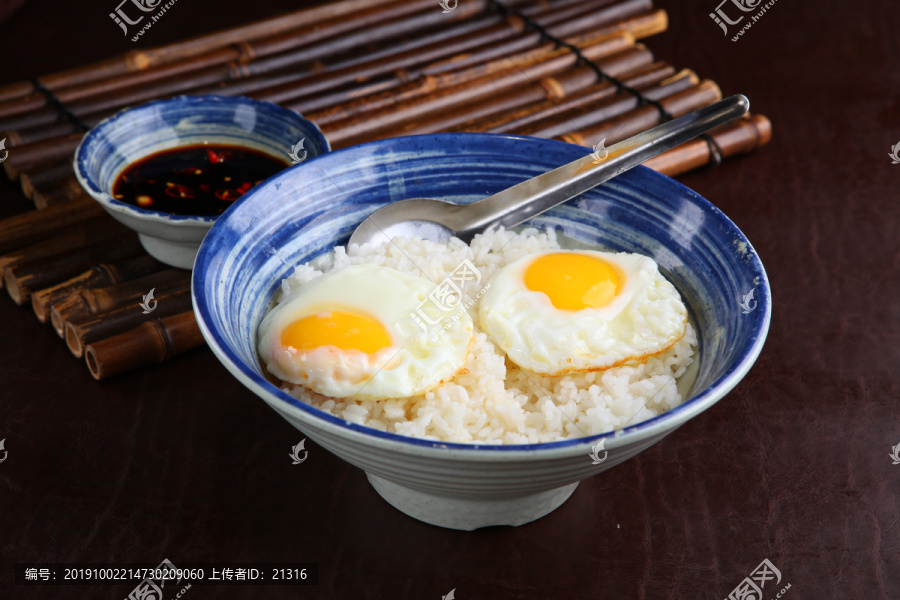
192 132 771 453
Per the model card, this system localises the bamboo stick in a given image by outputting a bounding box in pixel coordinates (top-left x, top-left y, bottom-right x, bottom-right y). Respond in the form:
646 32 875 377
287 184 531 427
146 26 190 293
4 234 144 305
508 70 700 139
381 57 692 140
0 0 482 127
0 0 421 103
32 177 83 208
1 0 635 148
0 195 104 254
3 36 637 178
386 66 594 139
265 0 652 106
0 108 61 139
381 65 602 139
20 160 74 199
0 216 129 285
49 268 191 335
557 79 722 147
322 41 653 147
66 287 192 358
0 0 656 156
31 254 165 323
450 62 679 133
254 18 538 107
0 0 601 106
3 133 84 180
300 38 639 124
145 0 631 106
644 114 772 176
304 27 641 125
0 8 509 140
84 311 203 380
264 3 648 110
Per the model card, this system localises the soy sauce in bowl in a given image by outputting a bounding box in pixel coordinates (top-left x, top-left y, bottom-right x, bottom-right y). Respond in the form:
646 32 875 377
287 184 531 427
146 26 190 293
112 144 289 217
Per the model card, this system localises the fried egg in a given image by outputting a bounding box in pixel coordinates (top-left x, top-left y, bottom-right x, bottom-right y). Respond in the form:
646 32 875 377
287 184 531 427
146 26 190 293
258 264 474 400
477 250 687 376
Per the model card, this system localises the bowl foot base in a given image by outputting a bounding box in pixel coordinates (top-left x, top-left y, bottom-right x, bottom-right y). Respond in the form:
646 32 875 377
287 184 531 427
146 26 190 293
366 473 579 530
138 234 198 270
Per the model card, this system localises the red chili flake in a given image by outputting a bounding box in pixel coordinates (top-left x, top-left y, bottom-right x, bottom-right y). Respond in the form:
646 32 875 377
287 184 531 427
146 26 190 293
206 149 232 164
199 184 211 192
215 189 241 201
164 184 195 199
238 182 252 192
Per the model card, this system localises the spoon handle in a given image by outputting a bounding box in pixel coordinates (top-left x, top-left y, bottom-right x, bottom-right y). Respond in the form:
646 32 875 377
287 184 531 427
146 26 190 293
453 95 750 239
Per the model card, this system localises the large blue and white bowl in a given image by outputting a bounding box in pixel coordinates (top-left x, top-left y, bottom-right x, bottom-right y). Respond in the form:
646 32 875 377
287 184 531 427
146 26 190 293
192 133 771 530
74 95 329 269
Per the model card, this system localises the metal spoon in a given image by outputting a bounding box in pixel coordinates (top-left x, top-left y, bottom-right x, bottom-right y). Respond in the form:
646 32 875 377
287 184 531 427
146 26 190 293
349 95 749 247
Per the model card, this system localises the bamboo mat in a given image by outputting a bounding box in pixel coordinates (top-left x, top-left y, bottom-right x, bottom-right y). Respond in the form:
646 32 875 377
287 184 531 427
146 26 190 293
0 0 771 379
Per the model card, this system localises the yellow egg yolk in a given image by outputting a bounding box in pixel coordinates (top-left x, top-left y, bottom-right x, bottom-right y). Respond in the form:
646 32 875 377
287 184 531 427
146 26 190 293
524 253 623 310
281 310 393 354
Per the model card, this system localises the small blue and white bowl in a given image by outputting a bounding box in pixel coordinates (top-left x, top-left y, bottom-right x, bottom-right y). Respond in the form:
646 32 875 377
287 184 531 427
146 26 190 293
74 95 329 269
192 133 771 530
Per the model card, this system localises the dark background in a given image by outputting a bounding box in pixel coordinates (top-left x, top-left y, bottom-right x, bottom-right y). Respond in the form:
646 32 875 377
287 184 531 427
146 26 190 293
1 0 898 598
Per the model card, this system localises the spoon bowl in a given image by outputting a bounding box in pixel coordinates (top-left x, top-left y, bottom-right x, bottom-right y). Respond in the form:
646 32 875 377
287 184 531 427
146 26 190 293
349 198 461 245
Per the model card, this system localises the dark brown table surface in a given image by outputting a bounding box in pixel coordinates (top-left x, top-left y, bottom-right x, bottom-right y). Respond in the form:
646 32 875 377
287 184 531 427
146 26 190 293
1 0 898 598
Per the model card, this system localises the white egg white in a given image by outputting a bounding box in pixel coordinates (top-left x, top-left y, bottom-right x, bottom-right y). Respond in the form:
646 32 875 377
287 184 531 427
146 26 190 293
258 264 473 400
477 250 687 376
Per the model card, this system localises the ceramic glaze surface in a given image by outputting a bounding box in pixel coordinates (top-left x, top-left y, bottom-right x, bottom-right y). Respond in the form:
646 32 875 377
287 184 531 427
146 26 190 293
74 95 329 268
192 133 771 529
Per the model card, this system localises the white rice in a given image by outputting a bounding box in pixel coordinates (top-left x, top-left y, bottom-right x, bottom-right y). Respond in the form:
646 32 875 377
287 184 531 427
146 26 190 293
277 228 697 445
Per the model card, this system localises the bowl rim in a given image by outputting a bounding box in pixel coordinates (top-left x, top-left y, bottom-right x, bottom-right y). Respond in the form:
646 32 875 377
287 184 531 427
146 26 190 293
72 94 330 226
192 132 772 457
